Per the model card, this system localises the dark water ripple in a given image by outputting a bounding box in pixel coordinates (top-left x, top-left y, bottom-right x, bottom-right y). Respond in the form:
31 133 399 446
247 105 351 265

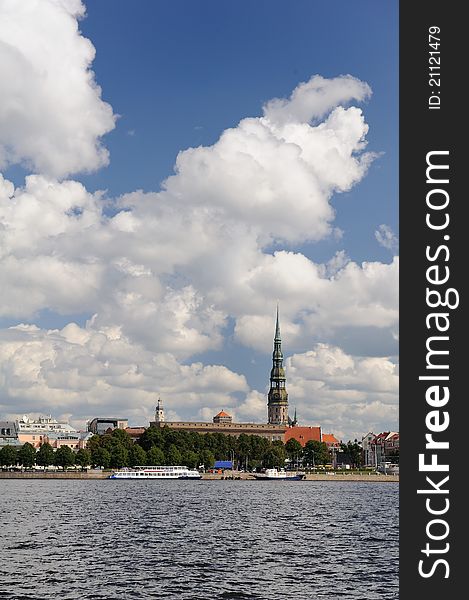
0 480 398 599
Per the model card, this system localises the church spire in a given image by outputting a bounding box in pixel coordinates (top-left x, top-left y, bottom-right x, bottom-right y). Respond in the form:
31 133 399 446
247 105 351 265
275 303 281 340
267 305 289 425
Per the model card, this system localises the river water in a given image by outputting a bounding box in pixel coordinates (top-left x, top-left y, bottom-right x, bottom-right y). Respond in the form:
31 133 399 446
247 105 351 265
0 480 398 599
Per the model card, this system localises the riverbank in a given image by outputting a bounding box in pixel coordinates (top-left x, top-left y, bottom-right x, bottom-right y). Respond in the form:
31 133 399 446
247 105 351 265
204 472 398 482
0 471 398 482
0 470 108 479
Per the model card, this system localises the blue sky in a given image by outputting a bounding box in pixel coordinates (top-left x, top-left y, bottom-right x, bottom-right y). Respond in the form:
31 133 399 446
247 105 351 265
0 1 398 440
76 0 398 264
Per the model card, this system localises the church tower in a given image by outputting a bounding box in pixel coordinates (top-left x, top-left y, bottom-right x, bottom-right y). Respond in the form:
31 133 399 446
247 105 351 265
267 306 289 425
155 396 165 423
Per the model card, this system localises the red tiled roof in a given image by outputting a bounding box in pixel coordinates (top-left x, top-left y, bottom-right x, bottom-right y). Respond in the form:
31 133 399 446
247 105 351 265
322 433 340 445
285 426 321 447
215 411 231 418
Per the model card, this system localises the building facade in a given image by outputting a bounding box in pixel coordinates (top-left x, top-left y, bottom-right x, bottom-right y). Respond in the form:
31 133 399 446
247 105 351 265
366 431 400 466
87 418 129 435
17 415 77 435
1 415 90 451
150 411 286 441
0 421 20 448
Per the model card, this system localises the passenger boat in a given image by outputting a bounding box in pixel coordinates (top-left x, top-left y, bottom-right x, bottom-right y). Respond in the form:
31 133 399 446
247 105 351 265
252 468 306 481
109 465 202 479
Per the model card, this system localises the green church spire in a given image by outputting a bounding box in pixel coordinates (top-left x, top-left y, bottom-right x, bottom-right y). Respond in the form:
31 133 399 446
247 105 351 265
275 303 281 340
267 305 289 425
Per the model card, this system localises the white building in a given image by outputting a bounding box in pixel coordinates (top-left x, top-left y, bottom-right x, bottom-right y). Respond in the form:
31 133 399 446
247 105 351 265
17 415 77 435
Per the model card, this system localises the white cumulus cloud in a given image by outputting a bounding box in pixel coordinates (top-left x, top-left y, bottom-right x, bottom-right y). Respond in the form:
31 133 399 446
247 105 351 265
0 323 249 429
0 0 115 178
375 224 398 252
285 344 399 440
0 49 398 441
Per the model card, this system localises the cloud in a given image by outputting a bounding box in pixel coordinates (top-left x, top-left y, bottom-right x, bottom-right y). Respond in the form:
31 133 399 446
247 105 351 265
285 344 399 440
375 224 399 252
0 175 105 317
0 0 115 178
263 74 371 125
0 63 398 440
0 323 248 429
0 172 398 358
162 91 375 245
234 254 398 353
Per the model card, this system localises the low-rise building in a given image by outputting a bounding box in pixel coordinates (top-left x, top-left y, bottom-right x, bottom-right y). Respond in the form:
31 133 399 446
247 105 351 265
368 431 399 466
322 433 340 449
284 426 322 447
150 417 286 442
0 421 20 448
87 418 129 435
17 414 77 435
125 427 146 442
150 401 286 442
384 432 399 462
1 415 91 452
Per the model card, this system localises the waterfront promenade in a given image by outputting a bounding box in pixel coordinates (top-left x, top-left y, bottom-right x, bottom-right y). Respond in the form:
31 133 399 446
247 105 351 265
0 471 399 482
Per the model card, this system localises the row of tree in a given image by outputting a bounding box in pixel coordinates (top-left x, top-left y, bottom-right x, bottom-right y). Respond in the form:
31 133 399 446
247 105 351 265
86 427 334 470
0 443 90 470
86 427 292 470
0 428 351 471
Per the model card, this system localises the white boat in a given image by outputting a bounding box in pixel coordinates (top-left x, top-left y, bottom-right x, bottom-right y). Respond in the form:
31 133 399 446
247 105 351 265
109 465 201 480
377 463 399 475
253 468 305 481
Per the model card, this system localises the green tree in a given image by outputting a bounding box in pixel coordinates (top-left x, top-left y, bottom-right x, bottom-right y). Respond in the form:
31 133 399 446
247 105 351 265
86 434 103 454
0 445 17 467
111 428 133 449
18 442 36 469
138 427 164 451
264 445 286 468
304 440 330 467
146 446 165 466
129 444 147 467
75 448 91 471
198 448 215 470
250 436 270 462
340 441 363 468
285 439 303 465
36 443 55 469
165 444 182 466
181 450 199 469
236 434 251 468
55 446 75 470
110 445 129 469
91 447 111 469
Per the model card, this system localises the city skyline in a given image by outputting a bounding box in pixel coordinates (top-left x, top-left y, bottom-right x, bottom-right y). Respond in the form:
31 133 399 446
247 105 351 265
0 0 398 440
